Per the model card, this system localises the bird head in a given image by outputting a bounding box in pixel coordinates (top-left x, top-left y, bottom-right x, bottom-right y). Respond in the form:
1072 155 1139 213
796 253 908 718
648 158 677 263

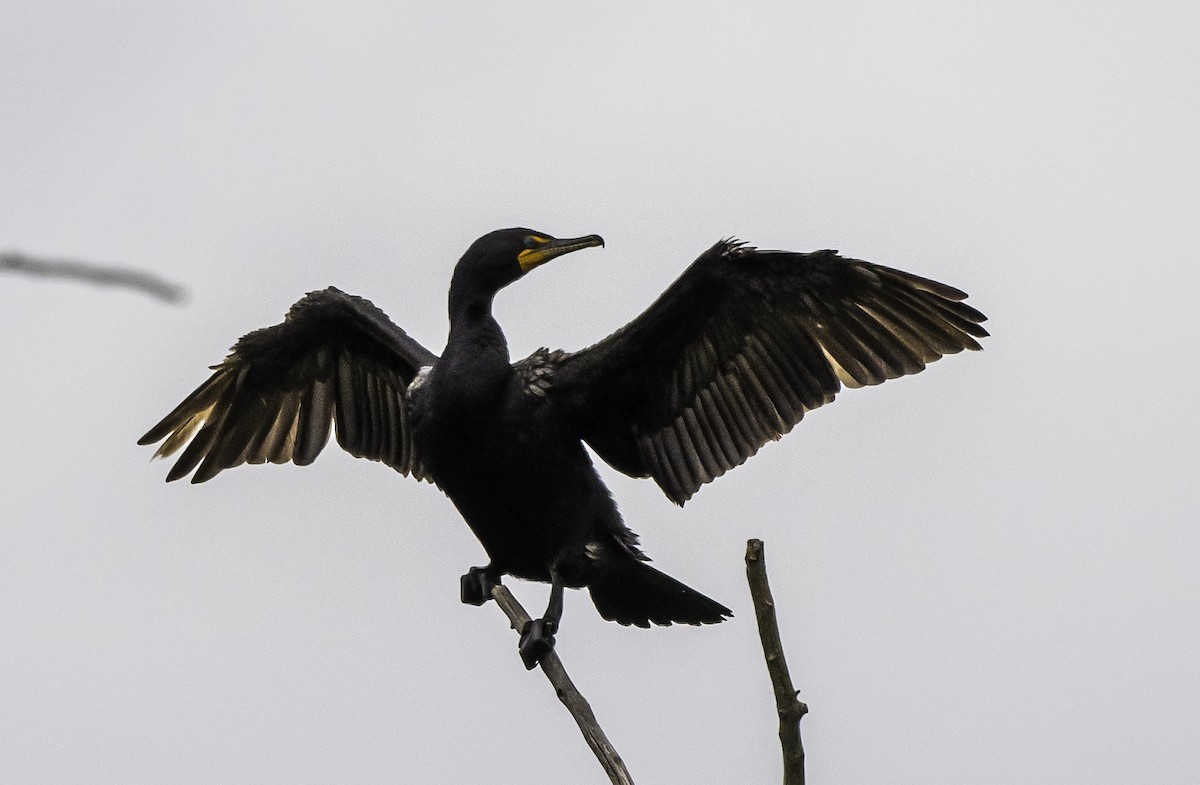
454 228 605 295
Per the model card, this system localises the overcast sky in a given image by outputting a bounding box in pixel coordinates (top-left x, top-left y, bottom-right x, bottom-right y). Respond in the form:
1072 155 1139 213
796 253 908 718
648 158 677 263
3 2 1198 783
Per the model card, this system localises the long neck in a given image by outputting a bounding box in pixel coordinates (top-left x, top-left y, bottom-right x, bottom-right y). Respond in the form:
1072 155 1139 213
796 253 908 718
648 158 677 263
445 267 510 370
448 263 494 325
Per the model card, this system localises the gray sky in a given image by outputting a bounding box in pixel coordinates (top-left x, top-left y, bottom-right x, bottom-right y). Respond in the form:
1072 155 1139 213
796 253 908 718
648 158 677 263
3 2 1197 782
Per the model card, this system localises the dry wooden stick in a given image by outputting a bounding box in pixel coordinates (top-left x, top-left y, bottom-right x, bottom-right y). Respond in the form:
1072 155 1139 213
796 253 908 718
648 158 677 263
491 585 635 785
1 250 186 303
746 538 808 785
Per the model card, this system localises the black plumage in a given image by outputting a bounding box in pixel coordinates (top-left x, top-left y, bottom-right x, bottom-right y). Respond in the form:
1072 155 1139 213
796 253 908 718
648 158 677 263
140 228 987 668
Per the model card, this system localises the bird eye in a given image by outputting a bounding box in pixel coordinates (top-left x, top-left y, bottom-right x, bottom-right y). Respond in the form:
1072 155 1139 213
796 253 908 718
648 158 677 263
524 236 539 249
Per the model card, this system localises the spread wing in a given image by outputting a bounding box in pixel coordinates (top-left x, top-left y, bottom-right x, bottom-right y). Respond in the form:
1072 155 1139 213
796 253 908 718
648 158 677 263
139 287 438 483
551 240 988 504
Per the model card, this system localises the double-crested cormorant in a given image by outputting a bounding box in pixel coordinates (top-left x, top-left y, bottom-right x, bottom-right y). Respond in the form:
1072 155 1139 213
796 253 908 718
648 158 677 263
140 229 987 668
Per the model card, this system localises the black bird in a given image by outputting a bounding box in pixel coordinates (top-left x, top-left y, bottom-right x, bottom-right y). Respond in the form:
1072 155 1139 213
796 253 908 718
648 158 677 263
140 229 987 668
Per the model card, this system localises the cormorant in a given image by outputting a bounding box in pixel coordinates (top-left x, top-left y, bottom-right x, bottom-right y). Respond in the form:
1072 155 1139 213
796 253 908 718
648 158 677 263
140 229 987 668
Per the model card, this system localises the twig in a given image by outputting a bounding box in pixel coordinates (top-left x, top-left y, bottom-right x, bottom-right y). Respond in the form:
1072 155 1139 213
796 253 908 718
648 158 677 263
746 539 807 785
1 250 186 303
491 585 635 785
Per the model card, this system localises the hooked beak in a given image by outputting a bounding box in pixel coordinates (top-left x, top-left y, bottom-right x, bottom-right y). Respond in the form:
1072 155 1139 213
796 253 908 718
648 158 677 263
518 234 605 273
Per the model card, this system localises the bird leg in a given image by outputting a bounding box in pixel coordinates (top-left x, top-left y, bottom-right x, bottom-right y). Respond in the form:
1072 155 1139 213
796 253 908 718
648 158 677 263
460 564 500 606
518 579 563 670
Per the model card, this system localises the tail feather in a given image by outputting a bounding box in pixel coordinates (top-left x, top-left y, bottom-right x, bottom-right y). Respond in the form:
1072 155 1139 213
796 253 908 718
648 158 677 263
589 560 732 628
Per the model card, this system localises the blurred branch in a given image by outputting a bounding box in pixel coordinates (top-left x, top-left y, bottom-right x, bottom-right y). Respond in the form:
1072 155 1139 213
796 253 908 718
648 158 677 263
1 250 186 303
491 585 635 785
746 539 808 785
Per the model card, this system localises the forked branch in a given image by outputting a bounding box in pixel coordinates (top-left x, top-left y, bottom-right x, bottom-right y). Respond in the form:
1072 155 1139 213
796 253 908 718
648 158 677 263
492 543 805 785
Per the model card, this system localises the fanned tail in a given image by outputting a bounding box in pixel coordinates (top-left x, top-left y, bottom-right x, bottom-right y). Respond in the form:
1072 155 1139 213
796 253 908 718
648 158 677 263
589 560 732 628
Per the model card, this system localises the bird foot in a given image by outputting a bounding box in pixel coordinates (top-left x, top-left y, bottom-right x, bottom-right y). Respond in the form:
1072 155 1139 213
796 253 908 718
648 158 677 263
460 567 498 606
518 619 557 670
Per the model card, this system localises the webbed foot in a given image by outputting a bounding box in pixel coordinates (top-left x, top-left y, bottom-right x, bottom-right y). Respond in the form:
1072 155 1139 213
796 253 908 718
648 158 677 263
518 618 557 670
460 566 498 606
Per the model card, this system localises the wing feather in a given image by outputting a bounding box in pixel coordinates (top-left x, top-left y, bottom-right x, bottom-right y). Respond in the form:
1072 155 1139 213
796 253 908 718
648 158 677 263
333 352 360 449
140 287 437 483
551 241 987 503
264 392 301 465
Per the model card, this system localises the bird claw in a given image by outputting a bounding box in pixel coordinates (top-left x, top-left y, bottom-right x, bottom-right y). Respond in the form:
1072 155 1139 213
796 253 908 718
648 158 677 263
518 618 557 670
460 567 497 606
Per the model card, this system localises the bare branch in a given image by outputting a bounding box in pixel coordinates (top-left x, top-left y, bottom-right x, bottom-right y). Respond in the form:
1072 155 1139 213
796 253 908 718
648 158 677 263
746 538 807 785
1 250 186 303
491 585 635 785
